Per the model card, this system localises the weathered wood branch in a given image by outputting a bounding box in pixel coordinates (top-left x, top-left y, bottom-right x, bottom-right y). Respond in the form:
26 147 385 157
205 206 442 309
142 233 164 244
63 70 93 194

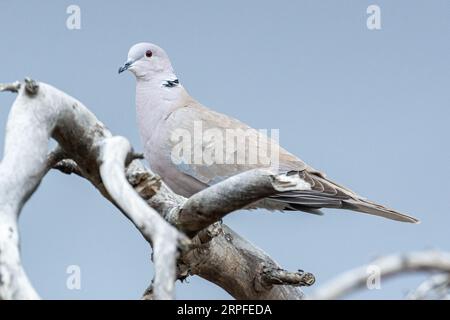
0 79 61 300
407 273 450 300
0 81 21 93
173 169 303 238
0 79 186 299
4 78 442 300
121 156 311 299
260 266 316 287
127 163 309 298
0 79 310 300
180 223 306 299
99 136 189 299
310 250 450 300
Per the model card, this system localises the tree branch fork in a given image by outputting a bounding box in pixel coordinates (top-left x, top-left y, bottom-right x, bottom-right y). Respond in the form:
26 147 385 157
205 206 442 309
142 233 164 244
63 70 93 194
0 79 447 300
0 79 312 300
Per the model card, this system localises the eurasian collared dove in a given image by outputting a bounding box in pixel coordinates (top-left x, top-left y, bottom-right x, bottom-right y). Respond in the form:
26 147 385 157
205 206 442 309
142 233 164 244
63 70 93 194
119 42 418 223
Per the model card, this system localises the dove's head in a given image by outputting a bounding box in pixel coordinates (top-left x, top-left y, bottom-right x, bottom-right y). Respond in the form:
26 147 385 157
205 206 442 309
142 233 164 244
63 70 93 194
119 43 174 80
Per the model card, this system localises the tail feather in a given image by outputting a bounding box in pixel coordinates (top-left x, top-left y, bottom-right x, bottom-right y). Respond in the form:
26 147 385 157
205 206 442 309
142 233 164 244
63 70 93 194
269 170 419 223
343 199 419 223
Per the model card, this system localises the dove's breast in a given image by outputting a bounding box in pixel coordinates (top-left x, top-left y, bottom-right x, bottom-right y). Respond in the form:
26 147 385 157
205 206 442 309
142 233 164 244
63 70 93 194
138 104 206 197
145 134 207 197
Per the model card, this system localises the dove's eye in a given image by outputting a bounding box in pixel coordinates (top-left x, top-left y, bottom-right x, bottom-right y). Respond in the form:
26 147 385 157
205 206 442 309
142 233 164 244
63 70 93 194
145 50 153 58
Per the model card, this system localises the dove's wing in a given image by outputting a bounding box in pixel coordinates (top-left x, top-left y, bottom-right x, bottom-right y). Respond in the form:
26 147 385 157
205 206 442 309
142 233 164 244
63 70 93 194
163 101 418 223
165 101 312 184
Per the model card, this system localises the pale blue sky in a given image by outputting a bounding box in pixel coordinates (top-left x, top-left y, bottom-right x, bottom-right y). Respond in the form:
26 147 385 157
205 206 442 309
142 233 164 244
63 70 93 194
0 0 449 299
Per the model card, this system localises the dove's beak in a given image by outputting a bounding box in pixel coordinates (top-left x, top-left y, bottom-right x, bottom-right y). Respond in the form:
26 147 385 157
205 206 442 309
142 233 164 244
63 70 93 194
118 60 133 74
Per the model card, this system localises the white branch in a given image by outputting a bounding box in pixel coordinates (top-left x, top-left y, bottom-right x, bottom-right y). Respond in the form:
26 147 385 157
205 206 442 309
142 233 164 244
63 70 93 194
0 79 187 300
0 78 312 300
122 163 308 299
0 79 60 299
310 250 450 300
3 78 446 301
0 81 20 93
407 273 450 300
174 169 302 237
99 136 187 299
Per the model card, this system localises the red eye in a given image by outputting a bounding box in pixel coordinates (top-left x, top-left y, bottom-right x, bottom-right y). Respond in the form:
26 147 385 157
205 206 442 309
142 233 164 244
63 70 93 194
145 50 153 58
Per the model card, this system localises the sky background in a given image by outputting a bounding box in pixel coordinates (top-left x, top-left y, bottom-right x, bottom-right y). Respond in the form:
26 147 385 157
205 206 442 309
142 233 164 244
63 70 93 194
0 0 449 299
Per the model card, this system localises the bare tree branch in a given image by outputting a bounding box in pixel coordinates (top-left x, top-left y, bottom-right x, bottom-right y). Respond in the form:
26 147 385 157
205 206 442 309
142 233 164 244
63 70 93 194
407 273 450 300
0 81 21 93
124 162 309 299
260 266 315 288
123 161 308 299
310 250 450 300
174 169 304 238
3 78 447 301
0 79 187 300
99 136 188 299
1 78 312 300
14 77 448 302
179 222 306 299
0 80 64 299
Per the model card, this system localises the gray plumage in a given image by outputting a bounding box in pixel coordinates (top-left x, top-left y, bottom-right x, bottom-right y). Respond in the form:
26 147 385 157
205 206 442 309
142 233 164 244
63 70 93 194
119 42 418 223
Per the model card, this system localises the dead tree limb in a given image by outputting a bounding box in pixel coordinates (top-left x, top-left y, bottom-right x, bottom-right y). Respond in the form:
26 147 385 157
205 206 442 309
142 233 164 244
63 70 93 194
407 273 450 300
260 266 315 287
6 79 441 301
310 250 450 300
0 79 309 300
0 79 186 299
99 136 189 299
0 81 21 93
126 161 308 299
173 169 304 238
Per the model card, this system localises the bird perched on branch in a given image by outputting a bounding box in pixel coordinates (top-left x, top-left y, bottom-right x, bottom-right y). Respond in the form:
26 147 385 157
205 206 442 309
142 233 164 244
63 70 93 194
119 42 418 223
